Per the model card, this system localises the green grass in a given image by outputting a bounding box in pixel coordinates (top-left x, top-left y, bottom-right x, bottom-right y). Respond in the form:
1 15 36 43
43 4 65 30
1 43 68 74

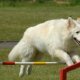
0 5 80 41
0 49 80 80
0 49 65 80
68 68 80 80
0 4 80 80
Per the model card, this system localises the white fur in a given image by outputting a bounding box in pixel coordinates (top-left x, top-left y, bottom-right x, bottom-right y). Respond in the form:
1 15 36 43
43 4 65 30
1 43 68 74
8 17 80 77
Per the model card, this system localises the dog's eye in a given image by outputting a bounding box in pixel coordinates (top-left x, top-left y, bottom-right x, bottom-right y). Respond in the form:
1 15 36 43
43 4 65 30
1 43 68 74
76 31 80 34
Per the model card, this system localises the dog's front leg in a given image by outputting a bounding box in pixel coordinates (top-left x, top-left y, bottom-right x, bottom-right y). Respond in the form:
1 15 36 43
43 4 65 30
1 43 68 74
71 53 80 63
54 49 74 66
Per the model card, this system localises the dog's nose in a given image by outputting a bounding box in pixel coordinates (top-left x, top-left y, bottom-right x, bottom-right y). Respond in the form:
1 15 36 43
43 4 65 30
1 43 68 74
73 37 77 40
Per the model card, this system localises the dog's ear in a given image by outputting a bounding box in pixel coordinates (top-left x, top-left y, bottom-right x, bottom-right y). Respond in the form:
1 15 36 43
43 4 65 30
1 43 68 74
67 17 75 29
77 18 80 24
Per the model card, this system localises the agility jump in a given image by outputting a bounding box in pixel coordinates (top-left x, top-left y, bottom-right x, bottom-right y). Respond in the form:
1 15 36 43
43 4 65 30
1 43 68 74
0 61 80 80
0 61 64 65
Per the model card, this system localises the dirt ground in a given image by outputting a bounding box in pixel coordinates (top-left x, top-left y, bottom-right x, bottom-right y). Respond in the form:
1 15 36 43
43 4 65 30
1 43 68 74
0 41 18 49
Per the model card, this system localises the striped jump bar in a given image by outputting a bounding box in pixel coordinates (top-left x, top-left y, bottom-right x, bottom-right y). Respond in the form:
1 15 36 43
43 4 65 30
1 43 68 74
0 61 63 65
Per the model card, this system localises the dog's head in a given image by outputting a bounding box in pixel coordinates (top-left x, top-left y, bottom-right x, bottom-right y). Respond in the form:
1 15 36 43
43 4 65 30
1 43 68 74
67 17 80 45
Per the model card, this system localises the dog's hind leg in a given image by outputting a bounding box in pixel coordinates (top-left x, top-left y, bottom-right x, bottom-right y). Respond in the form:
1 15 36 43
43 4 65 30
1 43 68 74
26 52 43 75
19 58 32 77
19 58 28 77
26 65 32 75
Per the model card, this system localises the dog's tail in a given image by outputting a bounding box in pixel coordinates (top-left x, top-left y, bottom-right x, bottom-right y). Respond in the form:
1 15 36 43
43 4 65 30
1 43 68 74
8 47 19 61
8 45 20 61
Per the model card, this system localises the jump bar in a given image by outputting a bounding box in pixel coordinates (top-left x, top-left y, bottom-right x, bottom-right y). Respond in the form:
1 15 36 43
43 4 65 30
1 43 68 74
0 61 64 65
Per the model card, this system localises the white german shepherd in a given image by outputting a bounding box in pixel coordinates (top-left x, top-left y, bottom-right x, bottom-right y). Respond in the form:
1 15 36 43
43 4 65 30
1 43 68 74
8 17 80 77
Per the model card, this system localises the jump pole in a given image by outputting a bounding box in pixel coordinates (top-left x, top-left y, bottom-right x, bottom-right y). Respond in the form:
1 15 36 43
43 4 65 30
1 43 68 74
0 61 64 65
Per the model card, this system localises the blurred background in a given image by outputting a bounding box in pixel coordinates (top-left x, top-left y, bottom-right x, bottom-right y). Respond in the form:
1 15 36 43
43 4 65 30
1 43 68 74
0 0 80 6
0 0 80 41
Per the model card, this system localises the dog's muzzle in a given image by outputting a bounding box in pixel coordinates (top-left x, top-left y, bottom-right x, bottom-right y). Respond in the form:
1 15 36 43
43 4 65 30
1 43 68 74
73 37 80 45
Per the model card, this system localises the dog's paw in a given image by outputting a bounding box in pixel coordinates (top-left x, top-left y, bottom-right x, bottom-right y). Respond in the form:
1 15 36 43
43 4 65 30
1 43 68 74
19 71 25 77
26 65 32 75
26 70 31 75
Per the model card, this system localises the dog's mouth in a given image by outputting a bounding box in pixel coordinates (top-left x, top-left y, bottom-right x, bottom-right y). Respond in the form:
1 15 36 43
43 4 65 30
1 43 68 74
73 38 80 45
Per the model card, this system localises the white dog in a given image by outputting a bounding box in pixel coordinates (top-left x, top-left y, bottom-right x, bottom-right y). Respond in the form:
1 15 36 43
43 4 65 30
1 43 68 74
8 17 80 77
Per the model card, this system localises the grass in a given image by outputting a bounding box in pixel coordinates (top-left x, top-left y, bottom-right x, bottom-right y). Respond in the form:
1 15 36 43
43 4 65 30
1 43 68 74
0 49 80 80
0 48 65 80
0 4 80 41
68 68 80 80
0 3 80 80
